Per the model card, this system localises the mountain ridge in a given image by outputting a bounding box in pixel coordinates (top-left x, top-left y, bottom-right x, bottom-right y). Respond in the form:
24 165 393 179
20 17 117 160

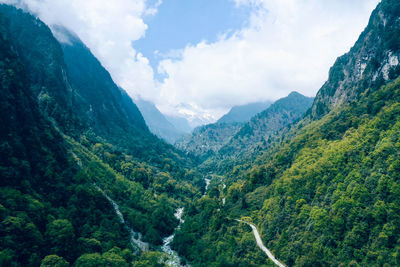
172 1 400 266
134 97 186 144
217 100 272 124
311 0 400 118
0 5 202 266
177 91 314 174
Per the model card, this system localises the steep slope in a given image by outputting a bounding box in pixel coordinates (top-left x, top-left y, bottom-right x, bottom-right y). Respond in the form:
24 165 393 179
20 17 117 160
0 6 132 265
197 92 314 174
217 101 272 124
175 122 243 160
178 92 312 167
219 92 313 157
0 5 202 266
134 97 185 144
312 0 400 118
173 1 400 266
54 27 172 159
165 115 193 134
175 78 400 267
55 26 147 133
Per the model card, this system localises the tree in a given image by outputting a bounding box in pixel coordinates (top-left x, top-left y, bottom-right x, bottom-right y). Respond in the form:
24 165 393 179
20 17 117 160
40 255 69 267
45 219 75 259
73 253 104 267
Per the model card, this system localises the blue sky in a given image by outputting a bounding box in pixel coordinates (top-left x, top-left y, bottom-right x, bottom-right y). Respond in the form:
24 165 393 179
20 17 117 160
134 0 251 78
12 0 381 125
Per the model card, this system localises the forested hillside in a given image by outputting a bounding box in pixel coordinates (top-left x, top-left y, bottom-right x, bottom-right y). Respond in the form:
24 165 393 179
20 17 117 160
216 92 313 163
0 5 202 266
176 122 243 160
2 0 400 266
173 0 400 266
176 92 312 168
180 92 314 175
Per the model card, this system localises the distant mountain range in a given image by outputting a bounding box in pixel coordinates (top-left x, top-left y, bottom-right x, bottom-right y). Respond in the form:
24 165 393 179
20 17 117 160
134 98 191 144
3 0 400 266
137 99 273 144
165 114 193 134
176 92 314 166
175 122 243 161
217 101 272 123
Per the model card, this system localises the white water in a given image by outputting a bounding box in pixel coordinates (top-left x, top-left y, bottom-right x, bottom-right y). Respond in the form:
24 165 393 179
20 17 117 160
161 208 187 267
237 220 285 267
94 184 149 252
205 178 211 191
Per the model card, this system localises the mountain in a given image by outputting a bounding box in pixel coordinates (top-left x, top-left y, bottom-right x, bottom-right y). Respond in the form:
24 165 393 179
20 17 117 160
165 114 193 134
312 0 400 118
175 122 243 160
3 0 400 266
0 5 202 266
177 92 314 171
217 92 314 159
217 101 272 124
173 1 400 266
134 98 185 144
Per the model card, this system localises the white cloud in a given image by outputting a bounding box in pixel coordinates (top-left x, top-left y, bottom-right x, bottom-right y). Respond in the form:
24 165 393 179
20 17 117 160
1 0 382 124
2 0 159 101
155 0 381 122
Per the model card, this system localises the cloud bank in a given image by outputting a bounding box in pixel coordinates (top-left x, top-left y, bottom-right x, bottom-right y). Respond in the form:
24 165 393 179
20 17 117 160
155 0 380 122
1 0 381 124
2 0 159 101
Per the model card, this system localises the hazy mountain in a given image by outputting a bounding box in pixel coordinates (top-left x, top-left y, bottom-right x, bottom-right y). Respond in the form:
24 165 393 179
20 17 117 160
178 92 313 162
218 92 314 157
217 101 272 124
134 98 185 144
165 114 193 134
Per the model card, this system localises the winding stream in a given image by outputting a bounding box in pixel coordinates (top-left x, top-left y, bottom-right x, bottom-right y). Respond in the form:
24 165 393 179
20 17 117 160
205 178 211 191
161 208 187 267
94 184 149 252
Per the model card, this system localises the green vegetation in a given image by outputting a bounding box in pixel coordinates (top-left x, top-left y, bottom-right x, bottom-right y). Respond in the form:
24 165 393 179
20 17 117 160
174 78 400 267
0 5 201 266
178 92 314 177
176 122 244 161
172 1 400 265
2 0 400 266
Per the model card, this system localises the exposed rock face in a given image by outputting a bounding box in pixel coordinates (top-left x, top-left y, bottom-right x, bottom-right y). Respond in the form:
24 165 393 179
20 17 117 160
312 0 400 118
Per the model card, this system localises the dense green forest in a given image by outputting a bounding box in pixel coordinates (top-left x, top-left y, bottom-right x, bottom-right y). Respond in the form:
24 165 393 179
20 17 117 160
172 0 400 266
2 0 400 266
173 77 400 266
0 5 202 266
178 92 314 174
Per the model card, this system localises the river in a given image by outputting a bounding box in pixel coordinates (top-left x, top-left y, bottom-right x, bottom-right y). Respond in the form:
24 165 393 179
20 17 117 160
161 208 187 267
94 184 149 252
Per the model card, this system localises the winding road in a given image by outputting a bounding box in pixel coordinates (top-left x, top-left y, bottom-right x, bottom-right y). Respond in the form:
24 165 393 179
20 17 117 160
236 220 286 267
